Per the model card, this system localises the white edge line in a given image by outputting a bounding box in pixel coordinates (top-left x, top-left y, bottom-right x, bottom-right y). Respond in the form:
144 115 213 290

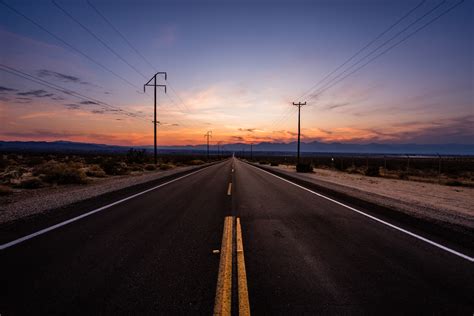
247 162 474 263
0 164 215 251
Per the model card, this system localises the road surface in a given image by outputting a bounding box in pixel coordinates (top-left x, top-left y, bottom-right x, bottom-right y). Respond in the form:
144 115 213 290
1 157 473 314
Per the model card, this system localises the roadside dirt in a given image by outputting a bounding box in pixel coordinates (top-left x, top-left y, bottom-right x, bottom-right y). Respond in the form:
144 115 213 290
273 164 474 229
0 165 201 224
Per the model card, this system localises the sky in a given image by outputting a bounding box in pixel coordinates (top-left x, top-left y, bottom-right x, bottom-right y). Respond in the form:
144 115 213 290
0 0 472 146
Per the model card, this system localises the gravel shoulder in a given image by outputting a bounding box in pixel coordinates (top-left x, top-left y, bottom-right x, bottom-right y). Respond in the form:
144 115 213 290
0 164 210 225
261 164 473 230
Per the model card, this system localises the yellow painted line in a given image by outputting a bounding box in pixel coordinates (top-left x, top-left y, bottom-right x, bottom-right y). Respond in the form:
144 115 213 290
227 182 232 196
236 217 251 315
213 216 234 316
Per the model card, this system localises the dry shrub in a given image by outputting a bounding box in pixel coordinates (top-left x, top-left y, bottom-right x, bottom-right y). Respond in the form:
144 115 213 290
99 159 129 175
159 163 174 170
85 165 106 178
18 177 43 189
36 162 88 184
364 166 380 177
296 163 313 173
187 160 205 166
144 164 157 171
0 184 13 195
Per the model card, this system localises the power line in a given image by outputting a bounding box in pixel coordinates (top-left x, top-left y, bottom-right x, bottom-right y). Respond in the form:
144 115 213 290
268 107 296 132
0 64 150 122
167 82 192 113
85 0 194 116
52 0 148 80
0 0 145 92
296 0 427 102
86 0 157 72
309 0 464 99
308 0 449 101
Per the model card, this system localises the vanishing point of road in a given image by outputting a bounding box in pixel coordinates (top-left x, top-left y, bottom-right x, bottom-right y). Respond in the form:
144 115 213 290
1 158 473 314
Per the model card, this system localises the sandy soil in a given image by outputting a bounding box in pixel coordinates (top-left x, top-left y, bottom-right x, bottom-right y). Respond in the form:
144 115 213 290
273 164 473 229
0 165 204 225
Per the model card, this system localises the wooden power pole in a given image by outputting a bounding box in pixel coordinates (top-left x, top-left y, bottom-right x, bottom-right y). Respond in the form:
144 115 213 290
144 72 167 164
292 101 307 163
204 131 212 160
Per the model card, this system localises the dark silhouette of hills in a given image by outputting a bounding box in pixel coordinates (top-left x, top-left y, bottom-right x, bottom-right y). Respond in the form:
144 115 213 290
1 140 472 155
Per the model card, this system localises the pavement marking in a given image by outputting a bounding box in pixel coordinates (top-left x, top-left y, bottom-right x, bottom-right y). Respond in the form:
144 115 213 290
0 164 217 251
227 182 232 196
248 163 474 263
214 216 234 316
236 217 251 316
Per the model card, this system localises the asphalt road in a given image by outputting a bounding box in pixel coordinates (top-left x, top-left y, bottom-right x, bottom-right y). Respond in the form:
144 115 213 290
1 157 473 314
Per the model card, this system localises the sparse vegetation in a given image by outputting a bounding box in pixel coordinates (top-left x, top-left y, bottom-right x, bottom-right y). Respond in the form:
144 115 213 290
144 164 157 171
296 162 313 173
36 162 88 185
99 159 129 176
85 165 106 178
159 163 174 170
0 184 13 195
0 151 225 194
186 159 205 165
242 154 474 187
17 177 43 189
364 166 380 177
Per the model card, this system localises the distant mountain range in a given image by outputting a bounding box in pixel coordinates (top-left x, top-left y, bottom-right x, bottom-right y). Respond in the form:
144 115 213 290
1 140 473 155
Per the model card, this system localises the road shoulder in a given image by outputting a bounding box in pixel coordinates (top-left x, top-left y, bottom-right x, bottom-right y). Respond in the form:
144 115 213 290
246 161 474 255
0 161 224 243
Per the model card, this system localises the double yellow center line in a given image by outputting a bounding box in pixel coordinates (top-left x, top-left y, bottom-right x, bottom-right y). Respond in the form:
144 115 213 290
214 216 250 316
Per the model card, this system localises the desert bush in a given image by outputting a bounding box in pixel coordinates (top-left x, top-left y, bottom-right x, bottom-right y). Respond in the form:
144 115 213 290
270 162 279 166
100 159 129 175
24 156 45 167
186 159 205 166
159 163 174 170
128 164 144 172
1 166 23 182
144 164 157 171
364 166 380 177
126 148 147 164
259 161 270 165
398 171 409 180
296 163 313 173
0 155 9 170
445 180 463 187
85 165 106 178
0 184 13 195
37 162 88 184
18 177 43 189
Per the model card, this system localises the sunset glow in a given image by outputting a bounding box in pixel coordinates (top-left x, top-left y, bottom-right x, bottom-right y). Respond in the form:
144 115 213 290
1 0 472 146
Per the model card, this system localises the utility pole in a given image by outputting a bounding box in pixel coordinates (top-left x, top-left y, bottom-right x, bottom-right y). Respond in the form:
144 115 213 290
217 141 223 159
292 101 307 163
204 131 212 160
144 72 167 165
250 143 253 160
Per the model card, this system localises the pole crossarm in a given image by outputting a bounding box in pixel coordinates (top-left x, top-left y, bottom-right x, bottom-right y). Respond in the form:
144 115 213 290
144 72 167 92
